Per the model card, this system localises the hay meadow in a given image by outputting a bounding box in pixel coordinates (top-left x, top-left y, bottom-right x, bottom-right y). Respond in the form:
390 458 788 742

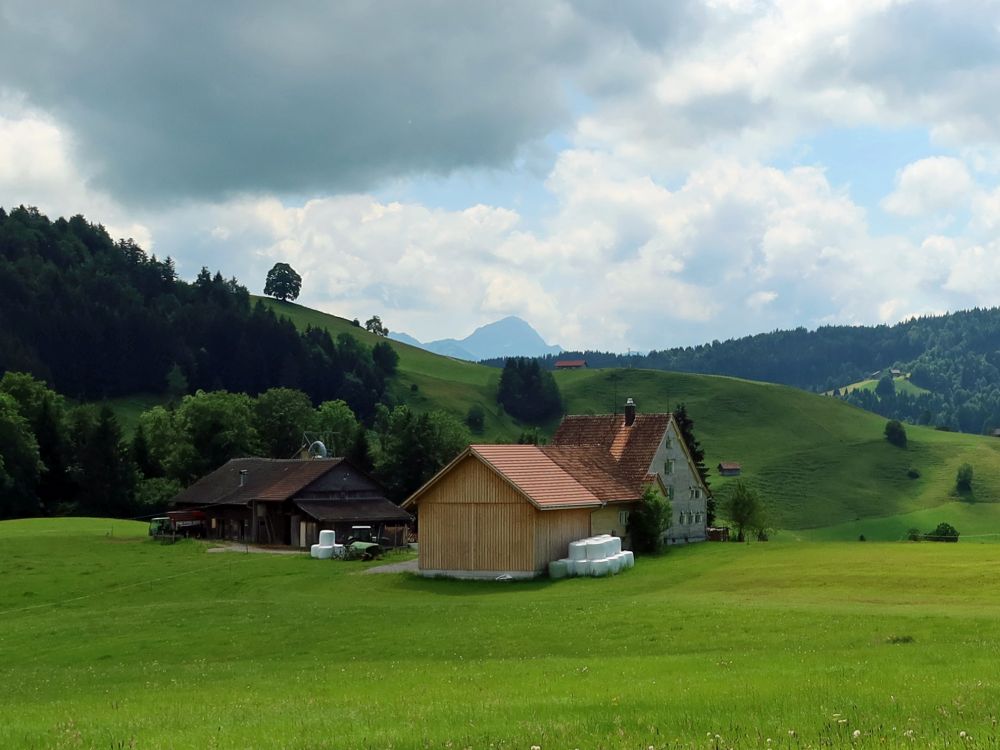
3 518 1000 748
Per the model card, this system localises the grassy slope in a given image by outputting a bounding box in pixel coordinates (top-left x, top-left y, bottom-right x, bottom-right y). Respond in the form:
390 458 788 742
832 375 930 397
4 518 1000 748
256 297 524 438
557 368 1000 532
260 298 1000 536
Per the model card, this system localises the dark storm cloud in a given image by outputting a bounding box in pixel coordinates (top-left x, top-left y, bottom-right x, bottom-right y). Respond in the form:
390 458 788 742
0 1 607 204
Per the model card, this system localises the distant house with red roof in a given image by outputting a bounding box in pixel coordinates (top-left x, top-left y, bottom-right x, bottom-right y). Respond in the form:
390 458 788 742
403 398 710 579
554 359 587 369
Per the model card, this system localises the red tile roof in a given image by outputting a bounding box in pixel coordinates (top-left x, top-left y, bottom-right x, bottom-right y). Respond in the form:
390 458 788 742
554 359 587 368
552 413 671 487
405 410 676 512
470 445 610 508
718 461 742 471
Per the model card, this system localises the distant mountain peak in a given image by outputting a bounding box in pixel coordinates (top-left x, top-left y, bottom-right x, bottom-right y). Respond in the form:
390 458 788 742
390 316 561 361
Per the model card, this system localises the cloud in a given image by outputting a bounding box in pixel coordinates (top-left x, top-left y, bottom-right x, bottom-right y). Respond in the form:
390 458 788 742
881 157 975 217
0 1 600 204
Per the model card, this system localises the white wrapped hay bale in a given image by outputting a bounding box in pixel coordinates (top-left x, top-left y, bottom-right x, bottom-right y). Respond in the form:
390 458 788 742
574 559 592 576
608 536 622 555
622 550 635 569
586 539 607 561
549 559 569 579
310 543 322 559
590 558 611 577
568 540 588 561
314 545 334 560
318 529 336 547
608 553 624 574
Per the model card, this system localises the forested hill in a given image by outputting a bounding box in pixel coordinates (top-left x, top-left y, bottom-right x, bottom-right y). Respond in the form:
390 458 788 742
484 310 1000 434
0 206 396 419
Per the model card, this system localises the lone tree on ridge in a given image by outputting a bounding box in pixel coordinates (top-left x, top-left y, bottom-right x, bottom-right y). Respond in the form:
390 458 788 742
264 262 302 302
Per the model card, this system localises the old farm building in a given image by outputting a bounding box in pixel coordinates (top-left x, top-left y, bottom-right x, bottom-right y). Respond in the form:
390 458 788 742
403 399 709 578
171 457 411 547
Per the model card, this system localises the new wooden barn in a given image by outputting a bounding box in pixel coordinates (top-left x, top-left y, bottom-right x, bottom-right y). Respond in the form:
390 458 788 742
403 399 711 578
402 444 640 579
171 457 411 547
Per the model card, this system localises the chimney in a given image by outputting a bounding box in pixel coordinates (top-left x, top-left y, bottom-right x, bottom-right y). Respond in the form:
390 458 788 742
624 397 636 427
239 469 248 488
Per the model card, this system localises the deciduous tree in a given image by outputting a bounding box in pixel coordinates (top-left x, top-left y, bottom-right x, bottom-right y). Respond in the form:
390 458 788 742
263 262 302 302
722 480 765 543
254 387 315 458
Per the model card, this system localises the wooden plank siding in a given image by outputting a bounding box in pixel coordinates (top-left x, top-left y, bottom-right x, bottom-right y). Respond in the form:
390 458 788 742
416 454 605 573
534 508 592 568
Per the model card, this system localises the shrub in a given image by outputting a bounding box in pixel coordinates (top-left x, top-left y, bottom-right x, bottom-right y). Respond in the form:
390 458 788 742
858 534 866 542
925 522 959 542
956 463 973 492
906 528 922 542
465 404 486 433
906 467 920 479
631 486 671 554
884 419 907 447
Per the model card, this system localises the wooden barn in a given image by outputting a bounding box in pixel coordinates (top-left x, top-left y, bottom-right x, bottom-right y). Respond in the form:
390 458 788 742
402 445 640 579
403 398 712 578
171 457 411 547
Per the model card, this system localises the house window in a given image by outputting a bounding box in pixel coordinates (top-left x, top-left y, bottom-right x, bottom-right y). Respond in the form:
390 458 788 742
695 512 702 524
692 488 701 499
619 510 630 527
665 459 675 475
665 436 673 449
667 485 675 500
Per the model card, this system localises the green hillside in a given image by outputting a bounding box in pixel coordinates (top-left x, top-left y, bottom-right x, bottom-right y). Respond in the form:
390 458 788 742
258 298 1000 535
256 298 524 437
831 374 930 397
4 518 1000 748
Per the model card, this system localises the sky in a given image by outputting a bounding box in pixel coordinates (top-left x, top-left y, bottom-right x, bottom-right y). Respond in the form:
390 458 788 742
2 0 1000 352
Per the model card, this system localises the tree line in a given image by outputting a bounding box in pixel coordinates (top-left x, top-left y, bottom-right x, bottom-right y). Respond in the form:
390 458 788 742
0 372 471 519
0 206 397 420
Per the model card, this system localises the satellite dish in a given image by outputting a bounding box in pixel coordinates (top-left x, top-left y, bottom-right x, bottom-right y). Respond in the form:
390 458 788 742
308 440 328 459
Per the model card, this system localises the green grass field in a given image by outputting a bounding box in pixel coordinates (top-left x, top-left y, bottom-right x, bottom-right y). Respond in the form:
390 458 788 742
4 518 1000 749
257 299 1000 534
831 375 930 397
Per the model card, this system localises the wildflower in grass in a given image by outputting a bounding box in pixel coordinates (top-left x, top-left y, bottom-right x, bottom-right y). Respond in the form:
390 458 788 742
530 745 541 750
788 730 797 738
852 730 861 739
960 731 969 740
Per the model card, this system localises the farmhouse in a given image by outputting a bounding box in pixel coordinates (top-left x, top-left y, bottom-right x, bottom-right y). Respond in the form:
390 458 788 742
554 359 588 369
403 398 710 578
171 457 411 547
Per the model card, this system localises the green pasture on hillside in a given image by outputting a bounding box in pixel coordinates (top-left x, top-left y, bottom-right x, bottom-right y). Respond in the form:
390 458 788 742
3 518 1000 749
556 368 1000 530
831 375 930 397
236 301 1000 531
255 297 524 438
791 501 1000 542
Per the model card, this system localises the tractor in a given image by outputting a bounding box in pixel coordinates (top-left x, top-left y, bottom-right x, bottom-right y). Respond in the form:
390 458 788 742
344 525 382 560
